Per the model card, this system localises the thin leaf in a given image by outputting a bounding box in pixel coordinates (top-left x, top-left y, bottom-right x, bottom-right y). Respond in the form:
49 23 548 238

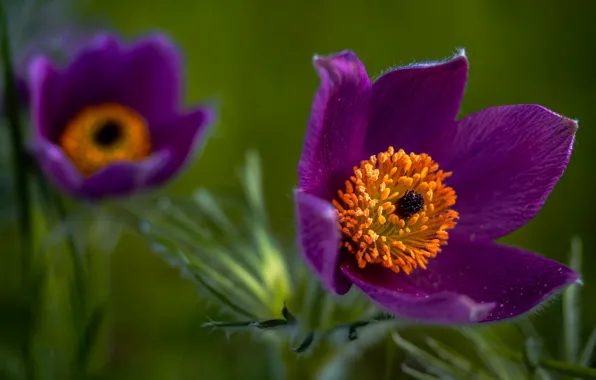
187 261 258 319
425 337 473 374
401 364 442 380
384 332 396 380
291 332 315 353
75 305 106 377
579 327 596 366
564 236 583 363
241 150 266 218
0 0 34 289
461 327 522 380
317 322 399 380
392 332 461 378
0 170 15 223
498 349 596 379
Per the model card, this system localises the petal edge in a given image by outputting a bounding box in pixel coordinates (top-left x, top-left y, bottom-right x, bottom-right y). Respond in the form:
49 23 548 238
298 51 371 200
431 104 577 241
295 190 352 294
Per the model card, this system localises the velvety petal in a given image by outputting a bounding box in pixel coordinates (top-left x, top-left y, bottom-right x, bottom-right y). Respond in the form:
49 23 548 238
30 138 84 193
28 34 182 142
341 261 494 324
76 151 171 199
294 190 352 294
298 51 371 200
117 34 182 125
341 239 578 324
145 107 216 186
365 53 468 157
428 105 576 241
31 138 171 199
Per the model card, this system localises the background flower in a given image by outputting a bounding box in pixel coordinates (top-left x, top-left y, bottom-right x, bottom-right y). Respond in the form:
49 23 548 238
29 33 215 199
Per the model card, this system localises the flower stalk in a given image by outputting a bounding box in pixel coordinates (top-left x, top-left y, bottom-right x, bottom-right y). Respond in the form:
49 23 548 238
0 0 34 286
0 2 38 379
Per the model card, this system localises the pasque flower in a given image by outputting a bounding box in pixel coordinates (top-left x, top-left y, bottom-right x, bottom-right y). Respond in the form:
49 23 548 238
30 33 214 199
295 50 578 324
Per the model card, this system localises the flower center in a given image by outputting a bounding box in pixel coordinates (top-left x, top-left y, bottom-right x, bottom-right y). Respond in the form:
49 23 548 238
93 121 122 146
332 147 458 275
59 103 152 177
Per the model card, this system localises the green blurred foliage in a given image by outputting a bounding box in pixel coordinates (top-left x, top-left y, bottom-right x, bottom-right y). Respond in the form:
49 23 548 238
2 0 596 378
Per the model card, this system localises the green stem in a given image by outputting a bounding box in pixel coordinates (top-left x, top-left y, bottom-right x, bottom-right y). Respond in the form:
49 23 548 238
36 169 102 379
304 277 325 331
28 161 93 379
53 192 87 310
0 3 36 380
499 349 596 378
50 190 90 378
0 0 33 286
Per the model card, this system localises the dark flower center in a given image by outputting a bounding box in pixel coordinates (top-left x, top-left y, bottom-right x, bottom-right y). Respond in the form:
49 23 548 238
93 120 122 146
397 190 424 218
59 103 151 177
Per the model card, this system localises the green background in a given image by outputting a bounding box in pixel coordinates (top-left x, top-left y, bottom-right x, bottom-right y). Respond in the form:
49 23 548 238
3 0 596 378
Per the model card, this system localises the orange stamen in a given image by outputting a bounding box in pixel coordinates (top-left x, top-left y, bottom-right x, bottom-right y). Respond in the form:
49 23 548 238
332 147 458 274
59 103 151 177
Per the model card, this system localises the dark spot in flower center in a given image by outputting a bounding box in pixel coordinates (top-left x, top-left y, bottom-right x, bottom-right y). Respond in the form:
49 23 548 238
397 190 424 218
93 120 122 146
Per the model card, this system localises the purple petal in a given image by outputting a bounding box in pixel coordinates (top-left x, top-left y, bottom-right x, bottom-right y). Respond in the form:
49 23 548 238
365 53 468 157
31 138 84 192
341 239 578 324
30 138 171 199
118 34 182 125
429 105 576 241
298 51 371 200
145 107 215 186
341 260 493 324
294 190 352 294
76 151 171 199
28 33 182 142
29 55 62 141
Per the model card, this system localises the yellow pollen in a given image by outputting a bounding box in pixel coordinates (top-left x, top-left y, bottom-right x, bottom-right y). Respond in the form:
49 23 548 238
59 103 152 177
331 147 458 275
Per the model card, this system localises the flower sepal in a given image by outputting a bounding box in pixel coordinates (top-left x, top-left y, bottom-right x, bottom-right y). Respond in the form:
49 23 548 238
204 300 400 354
203 302 298 333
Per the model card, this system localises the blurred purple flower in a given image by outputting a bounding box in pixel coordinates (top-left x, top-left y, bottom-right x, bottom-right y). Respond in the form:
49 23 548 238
295 50 578 324
0 0 107 112
30 33 215 199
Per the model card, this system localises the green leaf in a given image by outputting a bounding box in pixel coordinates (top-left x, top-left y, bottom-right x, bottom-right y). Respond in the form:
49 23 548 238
401 364 442 380
0 346 23 380
425 337 473 374
118 152 293 320
498 349 596 379
579 326 596 366
563 236 583 363
461 327 525 380
318 322 399 380
392 332 462 378
75 305 106 377
240 150 266 218
0 170 15 223
291 332 315 353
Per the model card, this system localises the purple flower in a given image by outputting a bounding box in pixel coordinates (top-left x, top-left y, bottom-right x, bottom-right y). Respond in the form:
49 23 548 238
29 33 214 199
1 0 104 114
295 50 578 324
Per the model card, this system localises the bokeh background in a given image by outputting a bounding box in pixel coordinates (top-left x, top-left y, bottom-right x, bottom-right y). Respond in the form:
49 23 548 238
2 0 596 379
